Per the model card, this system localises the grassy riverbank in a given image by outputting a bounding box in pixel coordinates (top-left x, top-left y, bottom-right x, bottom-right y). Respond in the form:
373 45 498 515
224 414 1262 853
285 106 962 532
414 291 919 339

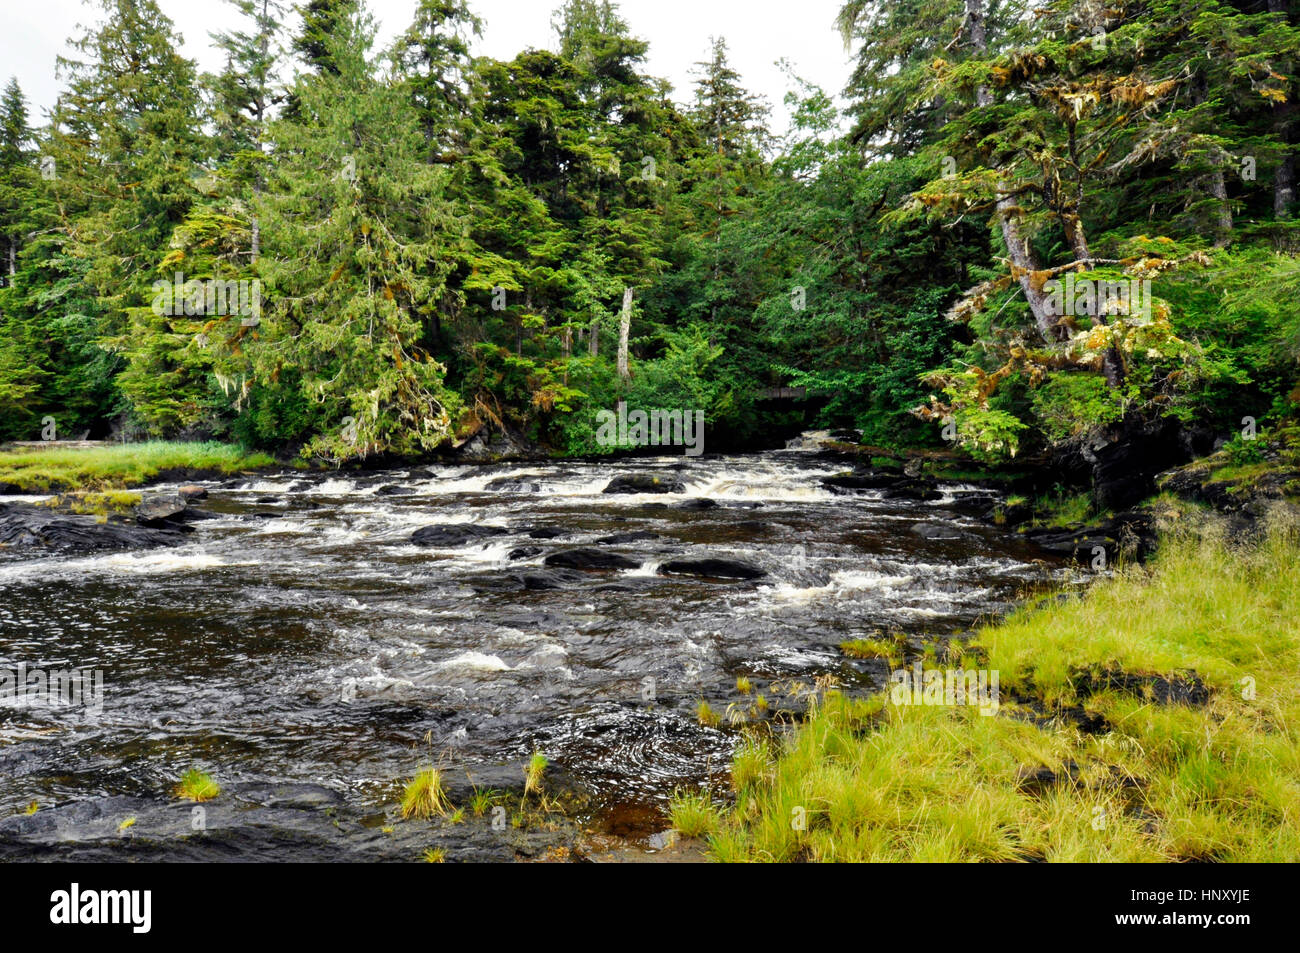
0 441 276 493
692 517 1300 862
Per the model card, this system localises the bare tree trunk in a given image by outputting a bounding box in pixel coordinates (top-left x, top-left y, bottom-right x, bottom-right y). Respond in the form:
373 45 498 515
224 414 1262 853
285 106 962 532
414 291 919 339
996 190 1064 343
617 287 632 380
588 319 599 358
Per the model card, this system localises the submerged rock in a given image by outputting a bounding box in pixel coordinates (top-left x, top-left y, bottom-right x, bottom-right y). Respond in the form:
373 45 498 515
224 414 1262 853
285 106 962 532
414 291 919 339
411 524 509 546
543 548 640 570
602 474 686 494
911 521 968 540
658 558 766 580
595 530 660 544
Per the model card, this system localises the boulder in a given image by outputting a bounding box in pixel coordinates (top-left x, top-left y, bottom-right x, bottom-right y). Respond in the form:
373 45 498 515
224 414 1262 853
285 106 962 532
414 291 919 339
135 494 188 527
375 485 416 496
543 548 640 571
882 480 942 502
519 526 569 539
594 531 660 545
820 471 901 494
602 474 686 494
485 475 544 493
658 558 766 580
675 498 718 510
177 484 208 502
411 524 510 547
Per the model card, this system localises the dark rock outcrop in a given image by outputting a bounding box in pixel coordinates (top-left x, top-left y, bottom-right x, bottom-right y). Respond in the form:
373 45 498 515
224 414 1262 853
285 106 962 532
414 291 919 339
674 498 718 510
820 471 901 494
411 524 509 547
543 548 640 571
0 502 188 552
882 480 942 502
1022 511 1156 563
595 531 660 545
519 526 569 539
658 558 766 580
602 474 686 494
1077 416 1189 511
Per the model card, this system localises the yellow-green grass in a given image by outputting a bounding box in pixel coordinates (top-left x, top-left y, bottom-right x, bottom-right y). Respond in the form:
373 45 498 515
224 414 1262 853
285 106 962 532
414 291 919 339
839 638 898 661
0 441 275 493
1028 488 1102 528
668 789 720 839
523 752 548 798
174 770 220 802
401 768 450 820
708 521 1300 862
37 490 142 516
696 700 721 728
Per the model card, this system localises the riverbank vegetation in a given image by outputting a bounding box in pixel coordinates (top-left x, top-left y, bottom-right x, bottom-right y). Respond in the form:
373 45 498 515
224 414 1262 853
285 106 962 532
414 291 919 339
0 441 275 492
690 518 1300 861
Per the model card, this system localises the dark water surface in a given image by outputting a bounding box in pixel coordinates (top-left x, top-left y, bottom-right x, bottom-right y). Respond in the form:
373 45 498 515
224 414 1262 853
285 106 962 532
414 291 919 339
0 439 1063 860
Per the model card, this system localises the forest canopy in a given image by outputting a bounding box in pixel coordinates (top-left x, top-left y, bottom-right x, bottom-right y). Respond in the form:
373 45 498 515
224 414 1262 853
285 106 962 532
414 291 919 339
1 0 1297 463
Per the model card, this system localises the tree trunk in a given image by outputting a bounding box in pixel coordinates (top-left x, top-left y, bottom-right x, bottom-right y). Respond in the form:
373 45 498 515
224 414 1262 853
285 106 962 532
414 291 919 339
617 287 632 380
1274 100 1296 218
1208 167 1232 246
1266 3 1294 217
996 189 1065 343
967 0 1062 346
588 319 599 358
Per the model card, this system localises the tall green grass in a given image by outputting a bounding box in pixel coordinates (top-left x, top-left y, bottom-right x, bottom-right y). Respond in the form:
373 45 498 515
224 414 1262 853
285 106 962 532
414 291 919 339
710 517 1300 862
0 441 275 492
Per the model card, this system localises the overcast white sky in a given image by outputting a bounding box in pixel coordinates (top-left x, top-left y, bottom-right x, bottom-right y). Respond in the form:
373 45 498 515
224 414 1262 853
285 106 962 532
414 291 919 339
2 0 853 136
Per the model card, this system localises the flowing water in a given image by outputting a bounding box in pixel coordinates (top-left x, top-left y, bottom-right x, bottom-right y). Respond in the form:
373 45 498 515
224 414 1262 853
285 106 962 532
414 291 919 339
0 440 1064 860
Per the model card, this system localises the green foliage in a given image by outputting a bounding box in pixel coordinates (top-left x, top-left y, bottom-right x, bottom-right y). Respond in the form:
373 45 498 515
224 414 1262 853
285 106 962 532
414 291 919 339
2 0 1297 464
1030 374 1130 442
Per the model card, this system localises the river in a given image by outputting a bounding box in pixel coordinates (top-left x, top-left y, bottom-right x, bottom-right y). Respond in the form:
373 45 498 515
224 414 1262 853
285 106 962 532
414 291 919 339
0 437 1063 860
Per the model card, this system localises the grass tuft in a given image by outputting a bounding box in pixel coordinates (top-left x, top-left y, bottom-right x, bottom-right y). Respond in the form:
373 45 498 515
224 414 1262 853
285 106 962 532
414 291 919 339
669 788 720 839
401 768 450 820
174 770 220 802
523 752 548 799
